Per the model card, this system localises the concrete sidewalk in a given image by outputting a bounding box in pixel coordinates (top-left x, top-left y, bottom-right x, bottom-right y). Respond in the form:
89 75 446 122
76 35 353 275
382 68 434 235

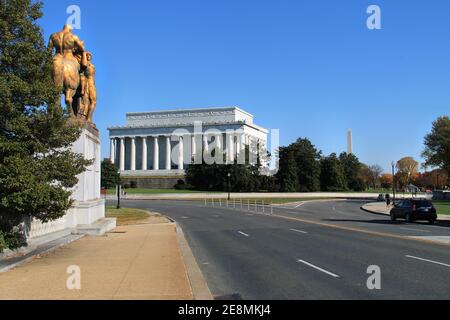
0 216 197 300
361 202 450 221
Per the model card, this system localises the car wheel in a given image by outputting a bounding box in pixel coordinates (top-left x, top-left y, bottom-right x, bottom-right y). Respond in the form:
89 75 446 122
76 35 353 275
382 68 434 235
405 213 412 223
390 213 396 221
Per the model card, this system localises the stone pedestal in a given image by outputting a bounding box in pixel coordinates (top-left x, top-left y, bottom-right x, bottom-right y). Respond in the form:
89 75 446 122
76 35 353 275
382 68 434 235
28 124 115 244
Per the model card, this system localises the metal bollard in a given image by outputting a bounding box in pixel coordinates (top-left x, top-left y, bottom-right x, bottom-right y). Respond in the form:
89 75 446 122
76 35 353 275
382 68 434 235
262 201 265 213
247 199 250 211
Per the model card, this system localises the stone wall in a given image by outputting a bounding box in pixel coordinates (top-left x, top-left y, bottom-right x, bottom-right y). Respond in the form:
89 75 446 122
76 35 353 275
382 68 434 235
121 176 185 189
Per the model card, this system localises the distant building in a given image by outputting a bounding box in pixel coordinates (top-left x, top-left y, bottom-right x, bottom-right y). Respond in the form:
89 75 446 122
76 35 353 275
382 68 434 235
108 107 268 188
347 129 353 154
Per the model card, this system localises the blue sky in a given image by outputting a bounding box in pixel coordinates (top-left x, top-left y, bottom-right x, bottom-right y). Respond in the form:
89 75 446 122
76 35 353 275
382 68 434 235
39 0 450 172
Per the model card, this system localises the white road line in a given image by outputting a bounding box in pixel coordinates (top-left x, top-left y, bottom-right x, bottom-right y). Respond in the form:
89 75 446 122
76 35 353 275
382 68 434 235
296 259 340 278
294 202 305 208
290 229 308 234
238 231 249 237
405 255 450 268
181 216 189 219
400 228 431 233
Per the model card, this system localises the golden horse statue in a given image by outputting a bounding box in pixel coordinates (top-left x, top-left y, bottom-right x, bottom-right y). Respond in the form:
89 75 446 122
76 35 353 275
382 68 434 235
48 25 97 123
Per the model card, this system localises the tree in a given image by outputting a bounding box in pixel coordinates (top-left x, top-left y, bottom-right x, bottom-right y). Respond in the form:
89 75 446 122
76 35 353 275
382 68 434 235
186 146 264 192
423 116 450 175
414 169 448 190
396 157 419 187
367 165 383 189
276 147 298 192
320 153 347 191
379 173 393 189
339 152 363 191
101 160 120 189
358 165 372 190
0 0 90 249
290 138 322 192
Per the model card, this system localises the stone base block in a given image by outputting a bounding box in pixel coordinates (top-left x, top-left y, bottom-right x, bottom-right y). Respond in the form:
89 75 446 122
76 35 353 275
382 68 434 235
74 218 117 236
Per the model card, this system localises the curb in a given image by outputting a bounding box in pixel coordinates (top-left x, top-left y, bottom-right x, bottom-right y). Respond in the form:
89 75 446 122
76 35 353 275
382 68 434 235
361 204 450 222
360 205 389 217
174 222 213 300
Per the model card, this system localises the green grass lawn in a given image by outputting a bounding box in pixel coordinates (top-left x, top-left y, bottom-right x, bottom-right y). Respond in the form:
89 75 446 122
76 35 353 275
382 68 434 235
433 201 450 216
105 206 151 225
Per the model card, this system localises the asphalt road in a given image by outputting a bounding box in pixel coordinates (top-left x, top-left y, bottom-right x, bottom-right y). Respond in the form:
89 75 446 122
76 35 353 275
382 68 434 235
107 199 450 300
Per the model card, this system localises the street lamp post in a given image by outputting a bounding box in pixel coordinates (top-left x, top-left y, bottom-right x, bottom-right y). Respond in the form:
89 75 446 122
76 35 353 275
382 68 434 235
227 172 231 201
391 161 396 203
116 183 121 209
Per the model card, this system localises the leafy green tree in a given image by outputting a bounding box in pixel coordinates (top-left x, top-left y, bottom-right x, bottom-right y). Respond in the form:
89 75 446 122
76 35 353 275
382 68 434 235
423 116 450 177
186 146 265 192
339 152 363 191
101 159 120 189
320 153 347 191
276 147 298 192
0 0 90 248
290 138 321 192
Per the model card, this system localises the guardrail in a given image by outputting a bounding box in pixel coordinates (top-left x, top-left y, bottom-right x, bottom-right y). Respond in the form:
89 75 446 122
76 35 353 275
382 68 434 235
204 198 274 215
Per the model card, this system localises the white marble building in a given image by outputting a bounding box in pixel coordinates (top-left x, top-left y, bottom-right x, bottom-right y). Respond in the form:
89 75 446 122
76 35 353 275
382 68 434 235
108 107 268 188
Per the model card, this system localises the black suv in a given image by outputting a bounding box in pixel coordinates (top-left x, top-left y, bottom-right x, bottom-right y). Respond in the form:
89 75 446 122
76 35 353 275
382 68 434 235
390 199 437 224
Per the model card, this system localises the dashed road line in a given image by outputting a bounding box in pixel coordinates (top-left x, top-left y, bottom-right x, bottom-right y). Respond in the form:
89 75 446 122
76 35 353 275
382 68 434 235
238 231 249 237
405 255 450 268
400 228 431 233
290 229 308 234
294 202 305 208
296 259 340 278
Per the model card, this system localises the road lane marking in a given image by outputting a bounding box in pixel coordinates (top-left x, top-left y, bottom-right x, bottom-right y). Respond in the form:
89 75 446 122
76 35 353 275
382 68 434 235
405 255 450 268
238 231 249 237
290 229 308 234
294 202 305 208
181 216 189 219
400 228 431 233
254 211 450 247
296 259 340 278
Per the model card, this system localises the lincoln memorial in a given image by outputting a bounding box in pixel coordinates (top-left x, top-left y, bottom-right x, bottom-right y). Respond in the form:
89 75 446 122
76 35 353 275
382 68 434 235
108 107 269 188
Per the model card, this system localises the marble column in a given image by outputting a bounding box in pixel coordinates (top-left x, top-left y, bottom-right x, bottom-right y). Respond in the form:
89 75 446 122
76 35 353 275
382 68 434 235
141 136 147 170
119 137 125 171
216 134 222 151
191 134 196 163
203 134 209 153
178 136 184 170
110 138 115 164
236 134 241 157
227 134 234 163
130 137 136 171
166 136 171 170
153 136 159 170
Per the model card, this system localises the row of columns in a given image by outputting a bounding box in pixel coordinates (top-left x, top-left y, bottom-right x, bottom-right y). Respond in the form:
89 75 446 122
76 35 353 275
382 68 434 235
110 136 180 171
110 134 248 172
